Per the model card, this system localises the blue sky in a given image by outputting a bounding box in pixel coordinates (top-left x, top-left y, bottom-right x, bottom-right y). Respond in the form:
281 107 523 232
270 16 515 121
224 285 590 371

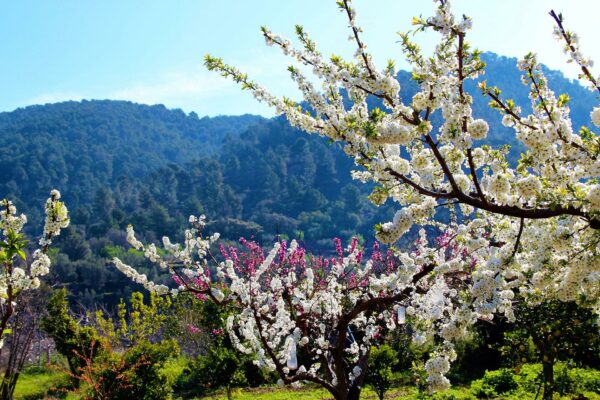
1 1 599 117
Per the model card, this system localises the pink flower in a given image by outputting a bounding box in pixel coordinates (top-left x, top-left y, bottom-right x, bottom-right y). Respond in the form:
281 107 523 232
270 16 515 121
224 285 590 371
187 324 203 334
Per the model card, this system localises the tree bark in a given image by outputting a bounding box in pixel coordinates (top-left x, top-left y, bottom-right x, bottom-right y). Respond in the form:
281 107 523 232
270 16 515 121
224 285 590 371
542 358 554 400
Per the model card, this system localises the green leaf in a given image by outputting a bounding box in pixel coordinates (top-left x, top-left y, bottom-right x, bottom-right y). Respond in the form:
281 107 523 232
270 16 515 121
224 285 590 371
557 93 570 107
369 108 386 123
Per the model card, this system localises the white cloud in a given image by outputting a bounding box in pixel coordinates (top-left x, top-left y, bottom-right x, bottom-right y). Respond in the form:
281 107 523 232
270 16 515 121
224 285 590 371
18 53 300 116
17 67 258 116
108 66 235 106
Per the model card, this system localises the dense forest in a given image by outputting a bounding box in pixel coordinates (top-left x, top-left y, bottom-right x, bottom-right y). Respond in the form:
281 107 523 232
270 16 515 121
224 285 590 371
0 101 263 223
2 52 597 306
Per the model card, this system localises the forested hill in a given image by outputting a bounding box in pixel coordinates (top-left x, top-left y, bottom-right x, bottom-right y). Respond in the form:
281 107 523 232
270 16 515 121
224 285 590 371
2 52 599 305
0 100 263 225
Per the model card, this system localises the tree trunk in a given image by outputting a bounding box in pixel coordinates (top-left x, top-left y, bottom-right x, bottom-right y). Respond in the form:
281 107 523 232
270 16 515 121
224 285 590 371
0 369 19 400
332 387 362 400
0 374 13 400
347 385 362 400
542 358 554 400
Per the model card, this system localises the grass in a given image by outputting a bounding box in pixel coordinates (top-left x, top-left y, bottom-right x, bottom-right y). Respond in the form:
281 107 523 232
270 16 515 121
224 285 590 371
197 386 390 400
11 377 600 400
13 367 70 400
200 386 336 400
10 361 600 400
193 384 600 400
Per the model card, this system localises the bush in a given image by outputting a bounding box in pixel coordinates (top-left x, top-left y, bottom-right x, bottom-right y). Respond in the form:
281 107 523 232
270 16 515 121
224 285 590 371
41 289 105 383
175 346 250 399
472 363 600 398
568 366 600 394
120 340 179 399
543 362 600 396
512 363 542 393
470 368 518 399
366 345 395 400
79 340 179 400
392 370 416 387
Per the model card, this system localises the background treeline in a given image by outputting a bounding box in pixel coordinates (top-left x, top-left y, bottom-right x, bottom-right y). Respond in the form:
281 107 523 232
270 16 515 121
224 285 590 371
1 52 597 307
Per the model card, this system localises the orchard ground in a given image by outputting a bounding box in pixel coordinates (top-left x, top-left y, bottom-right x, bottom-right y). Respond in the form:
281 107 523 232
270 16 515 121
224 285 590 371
10 358 600 399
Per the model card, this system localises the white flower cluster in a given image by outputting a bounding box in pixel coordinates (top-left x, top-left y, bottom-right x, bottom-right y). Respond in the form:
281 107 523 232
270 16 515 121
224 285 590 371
369 122 415 145
426 0 471 35
376 209 413 244
376 198 437 244
40 190 70 247
587 185 600 209
516 175 542 199
0 191 69 340
425 354 451 391
0 200 27 236
30 250 50 277
112 258 170 295
468 119 489 140
115 216 221 297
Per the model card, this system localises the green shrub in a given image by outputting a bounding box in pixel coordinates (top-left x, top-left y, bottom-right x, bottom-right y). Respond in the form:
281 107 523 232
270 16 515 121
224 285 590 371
488 362 600 398
569 366 600 394
365 345 395 400
41 289 105 383
550 362 600 396
175 346 250 400
121 340 179 399
392 370 415 387
82 339 179 400
160 356 188 389
470 368 517 398
512 363 542 393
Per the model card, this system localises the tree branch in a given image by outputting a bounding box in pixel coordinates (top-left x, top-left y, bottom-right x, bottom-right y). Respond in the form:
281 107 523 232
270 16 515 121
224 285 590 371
466 149 487 204
549 10 600 95
511 217 525 259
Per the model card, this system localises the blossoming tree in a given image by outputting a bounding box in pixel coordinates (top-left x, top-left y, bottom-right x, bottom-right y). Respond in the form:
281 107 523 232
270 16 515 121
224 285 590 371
0 190 69 345
115 0 600 399
117 220 484 399
205 0 600 310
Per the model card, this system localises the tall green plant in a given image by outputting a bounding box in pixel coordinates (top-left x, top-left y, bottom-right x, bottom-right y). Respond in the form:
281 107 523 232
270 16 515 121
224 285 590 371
41 288 104 384
365 345 395 400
